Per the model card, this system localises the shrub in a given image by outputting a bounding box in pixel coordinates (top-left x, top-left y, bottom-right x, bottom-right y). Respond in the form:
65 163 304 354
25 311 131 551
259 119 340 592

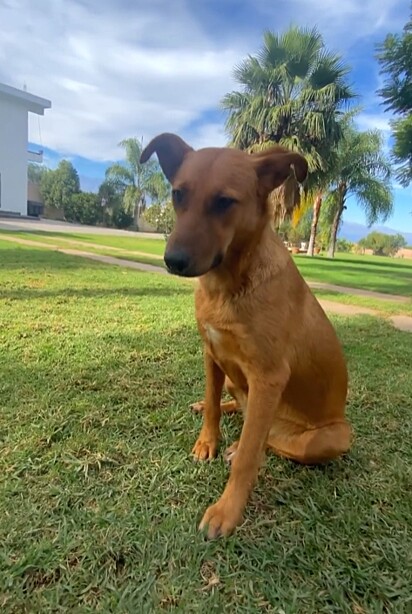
111 207 134 229
143 202 175 237
336 238 354 253
358 231 406 256
64 192 102 225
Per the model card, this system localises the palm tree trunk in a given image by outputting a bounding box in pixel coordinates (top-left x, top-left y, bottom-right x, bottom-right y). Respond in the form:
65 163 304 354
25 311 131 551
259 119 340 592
307 192 322 256
134 195 146 229
327 183 346 258
134 202 140 229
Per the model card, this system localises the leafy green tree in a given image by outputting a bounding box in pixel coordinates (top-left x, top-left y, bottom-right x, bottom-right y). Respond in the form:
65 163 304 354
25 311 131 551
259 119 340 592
28 162 47 184
358 231 406 256
324 127 393 258
64 192 102 226
222 26 355 224
105 138 169 228
97 179 133 228
98 179 122 209
40 160 80 210
97 179 134 229
304 107 362 255
376 7 412 185
336 238 354 253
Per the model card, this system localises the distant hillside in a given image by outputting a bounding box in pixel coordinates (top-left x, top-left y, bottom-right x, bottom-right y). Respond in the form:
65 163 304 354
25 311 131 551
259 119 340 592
339 221 412 245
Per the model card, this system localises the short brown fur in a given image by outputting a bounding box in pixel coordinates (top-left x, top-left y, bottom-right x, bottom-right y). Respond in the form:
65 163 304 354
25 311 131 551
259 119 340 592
141 133 351 539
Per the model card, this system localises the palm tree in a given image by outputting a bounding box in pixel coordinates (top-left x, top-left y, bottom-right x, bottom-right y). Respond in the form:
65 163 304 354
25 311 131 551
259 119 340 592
304 108 363 255
105 138 169 227
222 26 355 224
324 127 393 258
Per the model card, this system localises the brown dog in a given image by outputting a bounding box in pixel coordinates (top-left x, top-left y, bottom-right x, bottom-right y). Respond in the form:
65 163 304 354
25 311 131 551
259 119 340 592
140 134 351 539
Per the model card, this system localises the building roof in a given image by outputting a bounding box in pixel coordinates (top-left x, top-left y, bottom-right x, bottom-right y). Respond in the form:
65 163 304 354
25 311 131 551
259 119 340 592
0 82 51 115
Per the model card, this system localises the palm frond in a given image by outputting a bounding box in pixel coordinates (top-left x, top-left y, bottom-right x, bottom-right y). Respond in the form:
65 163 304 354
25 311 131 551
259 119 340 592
105 163 135 186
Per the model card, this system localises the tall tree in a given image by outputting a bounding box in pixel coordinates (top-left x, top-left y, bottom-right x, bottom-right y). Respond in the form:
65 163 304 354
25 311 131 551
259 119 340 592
324 127 393 258
305 107 362 255
358 231 406 256
376 7 412 186
28 162 47 184
222 26 355 224
105 138 169 227
40 160 80 210
97 179 134 229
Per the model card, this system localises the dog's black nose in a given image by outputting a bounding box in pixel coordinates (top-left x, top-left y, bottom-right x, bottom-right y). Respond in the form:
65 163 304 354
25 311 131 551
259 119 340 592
164 250 191 275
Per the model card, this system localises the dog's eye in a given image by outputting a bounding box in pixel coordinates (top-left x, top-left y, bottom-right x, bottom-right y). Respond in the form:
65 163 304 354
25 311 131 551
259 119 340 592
213 195 237 213
172 189 184 205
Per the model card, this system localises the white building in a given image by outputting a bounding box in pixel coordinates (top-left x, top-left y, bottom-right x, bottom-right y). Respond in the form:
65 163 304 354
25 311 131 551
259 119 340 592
0 82 51 216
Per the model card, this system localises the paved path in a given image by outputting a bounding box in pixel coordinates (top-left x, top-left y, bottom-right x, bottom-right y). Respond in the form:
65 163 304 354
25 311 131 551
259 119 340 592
12 233 164 260
0 217 164 238
317 300 376 316
60 248 166 274
308 280 408 303
0 234 167 274
2 234 411 332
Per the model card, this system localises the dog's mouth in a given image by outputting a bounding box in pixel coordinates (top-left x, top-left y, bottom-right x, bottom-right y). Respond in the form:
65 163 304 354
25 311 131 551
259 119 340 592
165 251 224 278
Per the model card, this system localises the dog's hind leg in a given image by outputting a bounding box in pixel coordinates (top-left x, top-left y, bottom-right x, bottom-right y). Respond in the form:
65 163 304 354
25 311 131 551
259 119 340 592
267 420 351 465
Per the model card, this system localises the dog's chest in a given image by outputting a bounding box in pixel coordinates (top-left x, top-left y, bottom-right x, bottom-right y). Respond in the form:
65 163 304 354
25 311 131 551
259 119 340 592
201 322 248 388
204 323 222 346
201 320 242 367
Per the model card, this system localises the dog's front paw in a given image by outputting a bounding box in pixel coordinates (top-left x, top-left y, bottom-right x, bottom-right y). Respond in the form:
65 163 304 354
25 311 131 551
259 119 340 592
199 498 243 539
192 430 219 461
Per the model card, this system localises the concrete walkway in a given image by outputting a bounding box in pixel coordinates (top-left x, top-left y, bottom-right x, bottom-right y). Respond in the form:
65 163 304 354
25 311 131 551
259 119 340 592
2 234 411 332
0 234 167 274
11 233 164 261
308 280 408 303
0 217 165 238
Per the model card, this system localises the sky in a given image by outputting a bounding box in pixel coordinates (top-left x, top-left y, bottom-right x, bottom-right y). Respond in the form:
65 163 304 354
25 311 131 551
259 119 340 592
1 0 411 233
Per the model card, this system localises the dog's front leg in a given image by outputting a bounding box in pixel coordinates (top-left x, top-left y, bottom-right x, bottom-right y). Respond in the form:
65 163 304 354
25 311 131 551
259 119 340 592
192 350 225 461
199 373 287 538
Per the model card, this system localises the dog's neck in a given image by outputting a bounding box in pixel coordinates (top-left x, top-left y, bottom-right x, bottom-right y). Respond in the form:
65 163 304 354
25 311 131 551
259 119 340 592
199 222 287 298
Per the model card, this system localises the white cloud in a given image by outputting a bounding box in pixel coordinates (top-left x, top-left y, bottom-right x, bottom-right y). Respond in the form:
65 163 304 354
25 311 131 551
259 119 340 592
356 113 391 133
0 0 241 160
184 122 228 150
258 0 406 45
0 0 408 162
355 112 393 156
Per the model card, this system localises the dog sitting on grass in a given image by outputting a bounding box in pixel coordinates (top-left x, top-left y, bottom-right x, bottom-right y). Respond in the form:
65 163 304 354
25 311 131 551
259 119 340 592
141 134 351 539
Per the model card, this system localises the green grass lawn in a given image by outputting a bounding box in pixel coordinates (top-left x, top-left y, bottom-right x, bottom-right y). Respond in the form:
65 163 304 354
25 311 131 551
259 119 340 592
2 229 412 298
295 253 412 297
0 230 165 269
0 229 166 256
1 240 412 612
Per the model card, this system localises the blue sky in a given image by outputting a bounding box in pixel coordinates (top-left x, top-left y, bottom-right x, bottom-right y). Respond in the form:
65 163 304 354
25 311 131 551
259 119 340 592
1 0 411 232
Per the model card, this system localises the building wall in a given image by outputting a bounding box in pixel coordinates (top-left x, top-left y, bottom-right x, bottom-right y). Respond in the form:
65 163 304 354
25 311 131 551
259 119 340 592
27 180 42 203
0 97 28 215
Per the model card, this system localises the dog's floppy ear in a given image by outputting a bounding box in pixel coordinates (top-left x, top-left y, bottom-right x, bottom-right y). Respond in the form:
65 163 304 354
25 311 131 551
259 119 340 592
251 147 308 195
140 133 193 182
